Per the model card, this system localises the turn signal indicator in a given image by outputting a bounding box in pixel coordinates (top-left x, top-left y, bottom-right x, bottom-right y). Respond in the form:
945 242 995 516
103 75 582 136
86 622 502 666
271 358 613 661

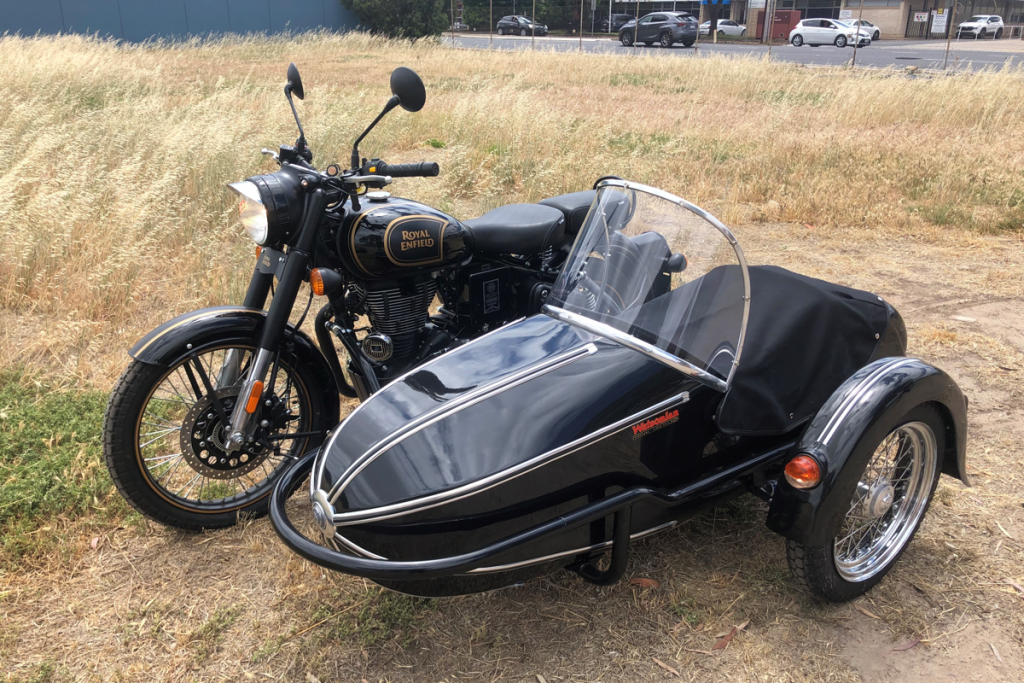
784 455 821 489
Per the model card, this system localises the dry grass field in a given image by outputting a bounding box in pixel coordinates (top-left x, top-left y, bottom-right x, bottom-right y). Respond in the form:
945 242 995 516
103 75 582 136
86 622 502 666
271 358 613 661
0 33 1022 682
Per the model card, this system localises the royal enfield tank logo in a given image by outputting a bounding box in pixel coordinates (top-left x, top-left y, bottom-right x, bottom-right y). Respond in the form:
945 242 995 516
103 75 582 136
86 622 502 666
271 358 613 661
384 215 447 265
631 409 680 440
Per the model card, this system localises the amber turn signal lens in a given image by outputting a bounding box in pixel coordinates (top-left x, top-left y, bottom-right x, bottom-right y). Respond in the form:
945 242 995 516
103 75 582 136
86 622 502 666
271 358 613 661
310 269 325 296
255 246 262 258
784 455 821 489
245 380 264 414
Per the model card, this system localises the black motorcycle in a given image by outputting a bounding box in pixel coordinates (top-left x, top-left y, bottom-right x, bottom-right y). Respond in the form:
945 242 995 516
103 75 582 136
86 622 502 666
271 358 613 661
103 63 596 531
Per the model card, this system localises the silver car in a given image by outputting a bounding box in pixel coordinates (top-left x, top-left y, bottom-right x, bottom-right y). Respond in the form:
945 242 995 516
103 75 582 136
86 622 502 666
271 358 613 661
699 19 747 36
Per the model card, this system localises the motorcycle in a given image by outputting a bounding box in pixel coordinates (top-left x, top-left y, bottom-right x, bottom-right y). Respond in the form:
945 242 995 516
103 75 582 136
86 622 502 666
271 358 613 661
269 179 969 600
103 63 597 531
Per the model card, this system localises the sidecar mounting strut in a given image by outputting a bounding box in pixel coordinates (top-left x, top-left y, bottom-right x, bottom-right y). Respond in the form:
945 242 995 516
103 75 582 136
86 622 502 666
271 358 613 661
569 507 632 586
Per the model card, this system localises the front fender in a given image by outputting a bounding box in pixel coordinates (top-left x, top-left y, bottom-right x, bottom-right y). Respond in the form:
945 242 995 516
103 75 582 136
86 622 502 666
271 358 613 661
766 357 968 545
128 306 340 423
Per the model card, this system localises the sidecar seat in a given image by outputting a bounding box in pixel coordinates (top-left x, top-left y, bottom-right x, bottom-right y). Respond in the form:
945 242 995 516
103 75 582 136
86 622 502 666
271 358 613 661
465 204 566 255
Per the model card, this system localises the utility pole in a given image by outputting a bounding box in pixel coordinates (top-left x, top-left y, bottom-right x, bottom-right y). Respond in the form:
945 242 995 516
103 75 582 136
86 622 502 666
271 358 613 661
532 0 537 49
580 0 585 48
766 0 776 60
490 0 493 47
450 0 455 45
633 0 640 54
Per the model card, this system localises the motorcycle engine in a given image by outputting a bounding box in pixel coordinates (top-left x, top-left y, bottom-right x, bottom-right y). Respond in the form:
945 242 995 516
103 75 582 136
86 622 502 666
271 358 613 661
360 279 438 361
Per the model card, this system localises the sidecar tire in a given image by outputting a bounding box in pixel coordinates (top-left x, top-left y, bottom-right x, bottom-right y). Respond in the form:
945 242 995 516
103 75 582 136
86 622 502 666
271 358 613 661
786 404 944 602
104 353 326 531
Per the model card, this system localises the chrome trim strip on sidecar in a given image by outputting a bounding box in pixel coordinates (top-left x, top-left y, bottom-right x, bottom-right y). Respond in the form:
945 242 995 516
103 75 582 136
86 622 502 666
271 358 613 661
327 343 600 505
466 520 679 574
543 305 728 393
312 317 526 493
820 357 917 446
330 390 690 526
330 520 679 574
593 178 751 391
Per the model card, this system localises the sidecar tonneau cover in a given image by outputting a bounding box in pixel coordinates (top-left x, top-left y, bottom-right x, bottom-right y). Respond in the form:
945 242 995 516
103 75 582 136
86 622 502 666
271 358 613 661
716 265 896 436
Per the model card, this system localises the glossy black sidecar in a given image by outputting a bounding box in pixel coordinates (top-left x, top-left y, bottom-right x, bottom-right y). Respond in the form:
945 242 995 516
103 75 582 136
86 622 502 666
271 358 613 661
270 180 968 601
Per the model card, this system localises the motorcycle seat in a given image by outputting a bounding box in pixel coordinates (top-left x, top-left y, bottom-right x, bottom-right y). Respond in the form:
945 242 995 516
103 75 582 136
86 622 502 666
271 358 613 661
539 190 596 235
465 204 566 255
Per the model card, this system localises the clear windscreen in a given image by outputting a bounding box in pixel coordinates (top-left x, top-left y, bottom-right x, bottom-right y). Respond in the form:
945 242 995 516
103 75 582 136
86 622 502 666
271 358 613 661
546 183 748 388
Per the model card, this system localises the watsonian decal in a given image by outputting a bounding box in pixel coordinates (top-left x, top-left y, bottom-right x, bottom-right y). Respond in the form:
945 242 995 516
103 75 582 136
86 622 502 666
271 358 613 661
631 409 680 440
384 215 448 266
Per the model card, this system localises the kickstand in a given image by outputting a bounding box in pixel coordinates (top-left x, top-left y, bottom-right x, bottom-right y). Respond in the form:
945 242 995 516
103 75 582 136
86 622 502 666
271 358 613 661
570 507 632 586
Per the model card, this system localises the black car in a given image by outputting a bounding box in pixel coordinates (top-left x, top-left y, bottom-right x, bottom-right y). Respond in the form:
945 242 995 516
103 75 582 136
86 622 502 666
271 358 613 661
602 13 636 33
620 11 698 47
496 15 548 36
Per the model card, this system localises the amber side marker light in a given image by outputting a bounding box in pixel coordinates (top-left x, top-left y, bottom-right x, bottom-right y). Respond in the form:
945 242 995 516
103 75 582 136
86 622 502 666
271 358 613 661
784 455 821 489
245 381 264 414
310 268 325 296
255 246 263 258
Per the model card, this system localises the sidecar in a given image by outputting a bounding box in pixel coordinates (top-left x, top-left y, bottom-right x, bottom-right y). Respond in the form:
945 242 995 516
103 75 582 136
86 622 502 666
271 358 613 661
270 180 968 601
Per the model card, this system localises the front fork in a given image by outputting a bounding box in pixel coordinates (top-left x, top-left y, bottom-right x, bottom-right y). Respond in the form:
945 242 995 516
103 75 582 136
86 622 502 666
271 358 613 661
225 188 327 453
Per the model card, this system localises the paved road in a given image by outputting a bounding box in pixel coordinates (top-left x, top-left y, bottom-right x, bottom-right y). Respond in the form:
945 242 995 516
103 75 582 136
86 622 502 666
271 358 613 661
449 33 1024 71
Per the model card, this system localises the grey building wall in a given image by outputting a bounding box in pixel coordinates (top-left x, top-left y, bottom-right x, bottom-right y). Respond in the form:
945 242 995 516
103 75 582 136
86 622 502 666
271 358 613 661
0 0 357 40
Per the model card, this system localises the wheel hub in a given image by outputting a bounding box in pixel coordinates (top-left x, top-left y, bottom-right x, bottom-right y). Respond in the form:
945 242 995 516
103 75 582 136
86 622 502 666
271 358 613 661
180 387 274 480
862 479 895 519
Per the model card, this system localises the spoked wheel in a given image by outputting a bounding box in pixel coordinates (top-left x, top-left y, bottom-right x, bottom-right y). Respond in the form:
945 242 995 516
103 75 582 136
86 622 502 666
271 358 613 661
787 405 943 601
621 32 634 47
791 34 804 46
104 344 327 530
835 35 848 48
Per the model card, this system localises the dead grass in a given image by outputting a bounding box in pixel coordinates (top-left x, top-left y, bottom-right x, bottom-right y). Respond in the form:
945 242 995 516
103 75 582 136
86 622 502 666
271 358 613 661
1 32 1024 384
1 32 1023 683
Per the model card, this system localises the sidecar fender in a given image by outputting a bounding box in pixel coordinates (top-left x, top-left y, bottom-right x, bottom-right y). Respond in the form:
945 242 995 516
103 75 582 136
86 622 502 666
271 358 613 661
128 306 339 417
766 357 968 546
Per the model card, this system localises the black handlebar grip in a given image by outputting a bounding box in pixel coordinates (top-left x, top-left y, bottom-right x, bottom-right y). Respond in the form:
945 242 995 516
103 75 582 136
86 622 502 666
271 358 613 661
377 161 440 178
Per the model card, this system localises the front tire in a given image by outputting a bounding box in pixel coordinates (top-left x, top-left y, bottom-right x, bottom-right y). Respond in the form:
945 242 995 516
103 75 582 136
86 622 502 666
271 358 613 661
104 344 329 530
873 30 880 40
520 28 527 36
786 405 944 602
620 32 634 46
995 28 1002 39
498 27 504 35
978 28 986 39
791 34 804 46
835 35 848 48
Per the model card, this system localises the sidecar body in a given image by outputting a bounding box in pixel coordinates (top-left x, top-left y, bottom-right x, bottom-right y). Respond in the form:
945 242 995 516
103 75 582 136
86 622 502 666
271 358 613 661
271 180 968 599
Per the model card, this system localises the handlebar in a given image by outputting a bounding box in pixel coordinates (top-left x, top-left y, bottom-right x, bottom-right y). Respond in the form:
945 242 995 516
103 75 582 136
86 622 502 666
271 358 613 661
374 161 440 178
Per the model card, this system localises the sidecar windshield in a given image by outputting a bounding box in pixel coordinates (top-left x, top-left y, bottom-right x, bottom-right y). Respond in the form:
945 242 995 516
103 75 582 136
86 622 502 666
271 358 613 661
545 180 750 392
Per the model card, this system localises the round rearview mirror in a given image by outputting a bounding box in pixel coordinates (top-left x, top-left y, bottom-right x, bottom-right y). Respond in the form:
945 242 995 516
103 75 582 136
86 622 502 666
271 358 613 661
390 67 426 113
287 62 304 100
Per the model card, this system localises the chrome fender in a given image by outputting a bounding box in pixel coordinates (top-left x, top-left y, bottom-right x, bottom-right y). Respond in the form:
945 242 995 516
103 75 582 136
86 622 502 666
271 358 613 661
766 357 968 545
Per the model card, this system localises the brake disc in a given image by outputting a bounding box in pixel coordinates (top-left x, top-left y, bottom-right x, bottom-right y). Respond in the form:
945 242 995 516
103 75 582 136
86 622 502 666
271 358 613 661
179 387 271 480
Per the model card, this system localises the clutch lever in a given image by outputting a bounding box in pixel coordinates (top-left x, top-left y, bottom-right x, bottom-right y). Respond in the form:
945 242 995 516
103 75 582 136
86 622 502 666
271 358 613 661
347 174 393 185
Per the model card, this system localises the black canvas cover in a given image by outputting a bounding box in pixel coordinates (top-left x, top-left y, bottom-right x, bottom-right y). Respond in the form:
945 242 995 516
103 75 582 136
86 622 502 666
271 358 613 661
716 266 891 435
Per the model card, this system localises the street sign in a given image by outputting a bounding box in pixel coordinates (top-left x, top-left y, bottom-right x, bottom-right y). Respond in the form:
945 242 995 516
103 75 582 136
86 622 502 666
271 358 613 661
839 9 852 19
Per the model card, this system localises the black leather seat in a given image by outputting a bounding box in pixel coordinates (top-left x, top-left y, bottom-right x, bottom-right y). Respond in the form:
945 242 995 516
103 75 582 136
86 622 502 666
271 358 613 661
539 190 596 235
465 204 566 255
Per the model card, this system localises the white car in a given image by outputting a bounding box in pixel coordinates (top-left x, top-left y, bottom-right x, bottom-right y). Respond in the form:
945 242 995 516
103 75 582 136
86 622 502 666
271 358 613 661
699 19 747 36
957 15 1004 39
844 18 880 41
789 19 871 48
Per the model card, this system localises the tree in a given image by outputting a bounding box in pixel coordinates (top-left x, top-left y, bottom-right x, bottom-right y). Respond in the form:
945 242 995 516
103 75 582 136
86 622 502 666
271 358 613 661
705 0 727 41
341 0 451 39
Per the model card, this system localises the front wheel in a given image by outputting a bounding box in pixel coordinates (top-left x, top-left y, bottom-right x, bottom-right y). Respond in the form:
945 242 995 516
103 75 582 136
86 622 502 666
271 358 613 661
995 28 1002 39
791 34 804 46
787 405 944 601
521 28 527 36
740 29 746 36
873 30 880 40
978 28 986 39
620 32 633 46
835 35 848 48
498 27 504 35
104 343 329 530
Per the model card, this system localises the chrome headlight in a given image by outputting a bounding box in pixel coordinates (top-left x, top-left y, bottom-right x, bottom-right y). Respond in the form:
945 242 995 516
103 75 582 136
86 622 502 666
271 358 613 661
227 167 304 247
229 181 269 244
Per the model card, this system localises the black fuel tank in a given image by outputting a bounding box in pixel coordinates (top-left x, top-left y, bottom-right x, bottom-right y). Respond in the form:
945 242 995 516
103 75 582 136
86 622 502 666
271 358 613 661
341 197 474 279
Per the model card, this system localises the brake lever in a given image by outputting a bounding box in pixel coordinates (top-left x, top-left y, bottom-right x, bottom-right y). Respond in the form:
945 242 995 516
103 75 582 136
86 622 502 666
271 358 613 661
261 148 280 163
346 174 393 185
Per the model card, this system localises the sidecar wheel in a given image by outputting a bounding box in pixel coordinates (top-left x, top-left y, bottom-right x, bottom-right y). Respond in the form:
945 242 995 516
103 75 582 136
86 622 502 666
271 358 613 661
786 405 943 601
104 345 327 530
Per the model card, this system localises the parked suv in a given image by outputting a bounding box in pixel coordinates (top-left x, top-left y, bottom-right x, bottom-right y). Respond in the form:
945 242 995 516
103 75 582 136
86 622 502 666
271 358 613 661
957 15 1004 39
602 14 636 33
789 19 871 47
497 15 548 36
619 12 698 48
